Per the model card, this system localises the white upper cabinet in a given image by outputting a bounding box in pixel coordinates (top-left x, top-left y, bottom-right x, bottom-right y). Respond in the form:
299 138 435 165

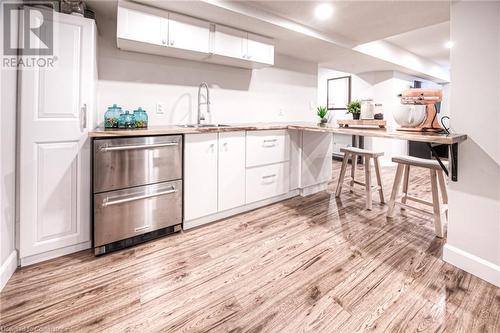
212 26 274 67
213 25 247 60
247 33 274 65
116 1 274 68
117 6 167 46
168 13 210 53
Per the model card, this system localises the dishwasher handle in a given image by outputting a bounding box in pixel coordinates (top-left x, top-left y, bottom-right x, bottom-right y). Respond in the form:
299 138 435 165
102 187 177 207
100 142 179 152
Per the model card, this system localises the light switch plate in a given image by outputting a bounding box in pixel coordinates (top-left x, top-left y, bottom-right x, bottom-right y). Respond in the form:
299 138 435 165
156 102 165 114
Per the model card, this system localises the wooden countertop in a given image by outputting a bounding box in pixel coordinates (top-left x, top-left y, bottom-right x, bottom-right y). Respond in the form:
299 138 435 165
89 122 467 145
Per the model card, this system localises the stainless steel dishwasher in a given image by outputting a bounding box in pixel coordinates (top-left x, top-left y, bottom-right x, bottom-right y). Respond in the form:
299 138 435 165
92 135 182 255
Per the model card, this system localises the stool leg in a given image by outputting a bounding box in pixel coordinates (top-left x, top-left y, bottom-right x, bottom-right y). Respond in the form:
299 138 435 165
401 165 410 205
374 156 384 204
335 153 350 197
364 156 372 210
350 154 357 193
387 164 404 217
430 169 445 238
437 170 448 221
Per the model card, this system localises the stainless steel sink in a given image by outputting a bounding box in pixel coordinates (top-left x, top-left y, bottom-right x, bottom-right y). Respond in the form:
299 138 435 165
178 124 230 128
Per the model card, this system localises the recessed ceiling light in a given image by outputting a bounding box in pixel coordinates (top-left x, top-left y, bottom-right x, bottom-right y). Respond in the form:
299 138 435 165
314 3 334 20
444 41 454 49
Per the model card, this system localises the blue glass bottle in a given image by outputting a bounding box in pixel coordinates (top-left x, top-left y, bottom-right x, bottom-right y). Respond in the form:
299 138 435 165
104 104 122 129
118 111 136 129
133 107 148 128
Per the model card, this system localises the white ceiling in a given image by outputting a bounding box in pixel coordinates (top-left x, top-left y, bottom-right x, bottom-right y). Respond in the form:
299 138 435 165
86 0 451 81
385 21 451 68
247 1 450 44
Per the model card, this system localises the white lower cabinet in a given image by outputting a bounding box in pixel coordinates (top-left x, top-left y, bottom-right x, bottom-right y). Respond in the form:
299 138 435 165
218 132 246 211
184 130 294 227
246 162 290 204
184 133 218 221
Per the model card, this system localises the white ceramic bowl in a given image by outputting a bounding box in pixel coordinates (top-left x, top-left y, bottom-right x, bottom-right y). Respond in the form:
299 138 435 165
393 105 426 127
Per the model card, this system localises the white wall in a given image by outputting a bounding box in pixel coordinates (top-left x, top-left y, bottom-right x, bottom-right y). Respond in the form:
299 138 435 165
444 1 500 287
95 12 318 126
318 67 444 162
0 5 18 291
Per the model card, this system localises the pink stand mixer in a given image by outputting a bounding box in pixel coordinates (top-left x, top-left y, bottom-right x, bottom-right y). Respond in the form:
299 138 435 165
395 88 443 132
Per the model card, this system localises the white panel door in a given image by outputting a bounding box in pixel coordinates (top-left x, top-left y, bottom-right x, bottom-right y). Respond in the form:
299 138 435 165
247 33 274 65
167 13 210 53
213 25 247 60
218 132 246 211
117 6 167 46
184 133 218 220
19 12 95 260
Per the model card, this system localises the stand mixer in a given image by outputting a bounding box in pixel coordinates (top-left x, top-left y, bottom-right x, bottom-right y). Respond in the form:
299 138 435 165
395 88 443 132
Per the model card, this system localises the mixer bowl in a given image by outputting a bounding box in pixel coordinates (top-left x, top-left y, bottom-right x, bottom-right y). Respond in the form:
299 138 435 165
393 105 426 127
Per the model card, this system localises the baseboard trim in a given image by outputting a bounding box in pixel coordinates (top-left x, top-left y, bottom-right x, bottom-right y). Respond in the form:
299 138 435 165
184 190 300 230
300 182 328 197
1 250 18 291
443 244 500 287
20 241 91 267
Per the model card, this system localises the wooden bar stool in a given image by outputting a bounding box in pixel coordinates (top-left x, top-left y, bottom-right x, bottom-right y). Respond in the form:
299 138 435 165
387 155 448 238
335 147 384 210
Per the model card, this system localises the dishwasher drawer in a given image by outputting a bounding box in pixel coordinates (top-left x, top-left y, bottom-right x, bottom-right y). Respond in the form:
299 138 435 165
94 180 182 247
93 135 182 193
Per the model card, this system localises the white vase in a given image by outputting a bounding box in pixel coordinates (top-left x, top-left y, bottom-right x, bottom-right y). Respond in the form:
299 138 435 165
393 105 426 127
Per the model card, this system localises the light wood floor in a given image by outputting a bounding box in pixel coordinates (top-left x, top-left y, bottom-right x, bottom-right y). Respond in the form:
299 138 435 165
1 161 499 332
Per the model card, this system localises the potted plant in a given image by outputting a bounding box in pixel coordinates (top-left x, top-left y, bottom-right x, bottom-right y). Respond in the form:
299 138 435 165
346 100 361 120
316 106 329 124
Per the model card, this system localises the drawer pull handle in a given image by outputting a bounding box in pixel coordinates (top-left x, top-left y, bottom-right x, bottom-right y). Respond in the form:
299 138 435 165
262 139 278 147
134 225 151 232
100 142 178 152
102 187 176 207
262 174 276 179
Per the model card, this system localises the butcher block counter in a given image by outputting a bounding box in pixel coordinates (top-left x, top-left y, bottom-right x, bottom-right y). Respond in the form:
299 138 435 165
89 122 467 145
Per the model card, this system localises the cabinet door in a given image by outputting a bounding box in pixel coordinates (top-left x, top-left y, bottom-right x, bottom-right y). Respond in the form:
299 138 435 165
184 133 218 220
117 6 167 46
247 33 274 65
213 25 247 60
19 12 95 262
168 12 210 53
218 132 246 211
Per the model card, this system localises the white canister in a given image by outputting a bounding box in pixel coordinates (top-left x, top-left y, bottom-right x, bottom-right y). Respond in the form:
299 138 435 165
360 99 374 119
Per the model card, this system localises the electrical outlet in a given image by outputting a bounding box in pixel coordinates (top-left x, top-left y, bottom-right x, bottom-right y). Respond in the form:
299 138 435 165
156 102 165 114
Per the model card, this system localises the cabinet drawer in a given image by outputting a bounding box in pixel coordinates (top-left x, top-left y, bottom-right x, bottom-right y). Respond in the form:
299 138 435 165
246 130 289 167
94 180 182 246
93 135 182 193
246 162 290 204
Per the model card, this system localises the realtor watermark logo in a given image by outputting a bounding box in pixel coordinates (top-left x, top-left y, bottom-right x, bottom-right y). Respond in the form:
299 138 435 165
2 1 58 68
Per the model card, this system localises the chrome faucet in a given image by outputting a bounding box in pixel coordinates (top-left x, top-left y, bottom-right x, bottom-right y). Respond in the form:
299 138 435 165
197 82 210 125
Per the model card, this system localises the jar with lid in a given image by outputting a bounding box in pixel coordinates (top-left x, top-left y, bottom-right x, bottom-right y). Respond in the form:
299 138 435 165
104 104 122 129
118 111 136 129
374 104 384 120
133 107 148 128
360 99 374 119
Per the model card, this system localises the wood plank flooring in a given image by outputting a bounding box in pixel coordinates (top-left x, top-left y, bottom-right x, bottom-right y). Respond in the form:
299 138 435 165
1 161 499 332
